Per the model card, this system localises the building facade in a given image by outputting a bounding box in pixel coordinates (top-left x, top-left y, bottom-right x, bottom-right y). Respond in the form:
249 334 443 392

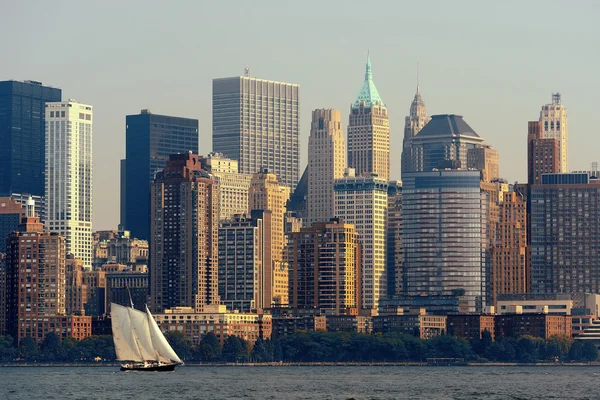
530 173 600 294
0 80 62 197
386 181 403 296
0 197 24 253
347 55 389 180
539 93 568 172
403 170 488 313
5 206 67 342
527 120 560 185
121 109 199 240
334 169 388 311
307 109 346 226
150 153 219 312
45 100 93 268
218 211 270 312
92 229 148 269
288 219 359 315
409 114 486 173
105 270 148 313
201 153 252 221
212 76 300 189
248 171 290 305
467 145 499 182
401 86 430 179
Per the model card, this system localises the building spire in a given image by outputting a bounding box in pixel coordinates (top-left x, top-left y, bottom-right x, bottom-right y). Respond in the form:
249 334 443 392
416 62 420 93
365 51 372 81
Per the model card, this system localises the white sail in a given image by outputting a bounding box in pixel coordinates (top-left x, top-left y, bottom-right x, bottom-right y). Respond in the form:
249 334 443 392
111 303 144 362
127 307 156 361
146 305 183 364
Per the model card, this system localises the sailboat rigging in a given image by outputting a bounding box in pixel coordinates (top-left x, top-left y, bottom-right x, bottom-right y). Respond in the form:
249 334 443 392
110 303 183 371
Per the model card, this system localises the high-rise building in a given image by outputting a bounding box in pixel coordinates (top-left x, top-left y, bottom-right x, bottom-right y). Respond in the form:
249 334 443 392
386 181 403 296
307 109 346 226
201 153 252 221
490 189 528 306
0 197 24 253
149 153 219 312
288 219 359 315
121 109 199 240
334 169 388 311
218 211 271 312
467 145 500 182
0 80 61 197
531 173 600 294
212 76 300 189
409 114 486 173
539 93 568 172
5 201 67 342
527 120 560 185
347 55 390 180
287 166 308 223
248 171 290 305
45 100 93 268
401 86 430 179
403 170 488 313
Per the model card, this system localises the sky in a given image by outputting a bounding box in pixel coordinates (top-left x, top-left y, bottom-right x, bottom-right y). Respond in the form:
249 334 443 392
2 0 599 230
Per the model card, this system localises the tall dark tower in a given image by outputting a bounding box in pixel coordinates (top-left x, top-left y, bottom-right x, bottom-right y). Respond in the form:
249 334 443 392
121 110 198 240
0 80 61 197
401 78 430 179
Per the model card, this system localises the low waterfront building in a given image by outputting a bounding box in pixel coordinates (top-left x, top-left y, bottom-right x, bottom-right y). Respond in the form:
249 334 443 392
153 305 271 346
496 293 573 316
446 314 495 342
378 294 461 315
325 315 372 334
372 310 447 339
495 313 571 339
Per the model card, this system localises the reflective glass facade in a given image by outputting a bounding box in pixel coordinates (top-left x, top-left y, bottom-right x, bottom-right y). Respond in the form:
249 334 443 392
0 80 61 197
122 110 198 240
403 170 488 313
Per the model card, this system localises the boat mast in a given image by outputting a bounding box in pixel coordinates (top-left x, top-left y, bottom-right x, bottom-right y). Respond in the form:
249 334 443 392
126 284 134 309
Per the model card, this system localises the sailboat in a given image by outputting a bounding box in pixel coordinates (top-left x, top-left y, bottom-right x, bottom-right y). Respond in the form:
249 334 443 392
110 303 184 371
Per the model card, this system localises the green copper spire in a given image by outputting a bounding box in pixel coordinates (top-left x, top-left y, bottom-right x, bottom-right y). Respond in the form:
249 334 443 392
353 53 385 109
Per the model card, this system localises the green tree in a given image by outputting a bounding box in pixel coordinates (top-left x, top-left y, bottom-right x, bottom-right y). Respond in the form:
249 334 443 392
18 337 39 361
251 338 273 362
222 336 249 362
164 331 193 361
40 333 64 362
198 332 221 362
0 336 18 362
568 340 583 361
581 342 599 362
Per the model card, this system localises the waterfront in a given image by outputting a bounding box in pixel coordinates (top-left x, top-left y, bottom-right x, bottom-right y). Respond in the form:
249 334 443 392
0 365 597 399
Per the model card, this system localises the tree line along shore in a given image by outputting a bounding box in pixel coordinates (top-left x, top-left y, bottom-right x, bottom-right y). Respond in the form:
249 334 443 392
0 330 597 364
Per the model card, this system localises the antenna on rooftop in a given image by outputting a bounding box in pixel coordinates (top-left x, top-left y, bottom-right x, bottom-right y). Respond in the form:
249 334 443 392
552 92 561 105
244 67 251 77
592 162 598 174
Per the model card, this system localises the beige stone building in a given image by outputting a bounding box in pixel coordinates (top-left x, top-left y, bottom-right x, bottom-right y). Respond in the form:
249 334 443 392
307 109 346 226
347 55 389 180
249 171 290 305
539 93 568 172
467 145 499 182
334 169 388 311
202 153 252 221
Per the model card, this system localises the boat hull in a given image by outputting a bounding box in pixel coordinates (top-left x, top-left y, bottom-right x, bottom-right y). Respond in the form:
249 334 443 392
120 363 178 372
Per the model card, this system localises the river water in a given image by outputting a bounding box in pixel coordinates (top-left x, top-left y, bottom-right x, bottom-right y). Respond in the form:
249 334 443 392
0 365 597 399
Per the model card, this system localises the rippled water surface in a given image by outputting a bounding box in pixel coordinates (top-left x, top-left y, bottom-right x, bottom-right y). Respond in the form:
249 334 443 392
1 365 598 399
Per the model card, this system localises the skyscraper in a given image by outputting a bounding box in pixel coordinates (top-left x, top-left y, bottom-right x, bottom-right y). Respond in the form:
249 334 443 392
347 55 390 180
334 169 388 311
121 109 199 240
149 153 219 312
212 76 300 189
307 109 346 226
401 85 430 179
467 145 500 182
539 93 568 172
386 181 403 296
403 170 488 313
248 171 290 305
530 173 600 294
0 80 61 197
527 120 560 185
409 114 486 173
218 210 271 312
288 219 359 315
45 100 93 268
0 197 24 253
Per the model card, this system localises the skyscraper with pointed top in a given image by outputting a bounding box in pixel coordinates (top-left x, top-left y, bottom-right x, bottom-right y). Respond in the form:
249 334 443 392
347 54 389 180
401 79 430 179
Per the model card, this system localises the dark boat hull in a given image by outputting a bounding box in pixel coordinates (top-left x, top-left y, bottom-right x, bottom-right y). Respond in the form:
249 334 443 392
120 363 178 372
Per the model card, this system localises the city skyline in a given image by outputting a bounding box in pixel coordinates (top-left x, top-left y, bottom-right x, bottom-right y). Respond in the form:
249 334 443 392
2 1 599 232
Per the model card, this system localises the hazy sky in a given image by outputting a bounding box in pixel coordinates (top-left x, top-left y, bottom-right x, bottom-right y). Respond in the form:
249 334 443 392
2 0 599 230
